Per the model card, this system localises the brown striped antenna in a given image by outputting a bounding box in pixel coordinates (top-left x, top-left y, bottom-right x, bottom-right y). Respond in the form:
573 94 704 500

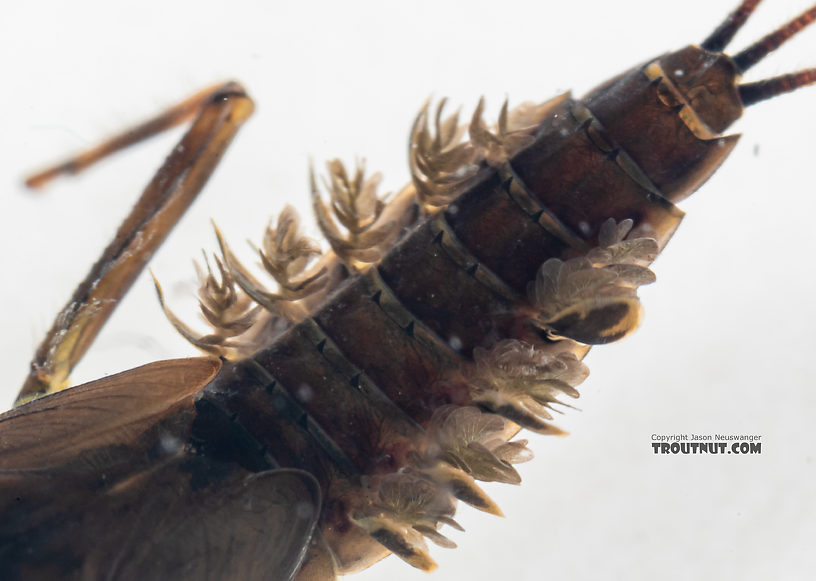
728 3 816 106
739 69 816 106
702 0 763 53
732 4 816 71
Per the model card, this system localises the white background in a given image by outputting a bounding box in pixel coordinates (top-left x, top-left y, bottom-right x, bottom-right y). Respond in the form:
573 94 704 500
1 1 815 579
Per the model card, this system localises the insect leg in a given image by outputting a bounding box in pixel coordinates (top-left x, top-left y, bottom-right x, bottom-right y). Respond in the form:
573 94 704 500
17 82 254 404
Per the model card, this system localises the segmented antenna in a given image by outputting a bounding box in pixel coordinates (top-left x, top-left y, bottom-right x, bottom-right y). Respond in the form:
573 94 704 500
703 2 816 106
717 3 816 106
702 0 763 53
739 69 816 106
733 5 816 72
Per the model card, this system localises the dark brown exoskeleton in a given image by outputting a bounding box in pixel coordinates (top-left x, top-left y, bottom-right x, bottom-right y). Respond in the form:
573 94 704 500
2 1 814 579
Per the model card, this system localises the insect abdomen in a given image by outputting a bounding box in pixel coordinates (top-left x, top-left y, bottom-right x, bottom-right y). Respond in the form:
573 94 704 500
197 69 713 574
